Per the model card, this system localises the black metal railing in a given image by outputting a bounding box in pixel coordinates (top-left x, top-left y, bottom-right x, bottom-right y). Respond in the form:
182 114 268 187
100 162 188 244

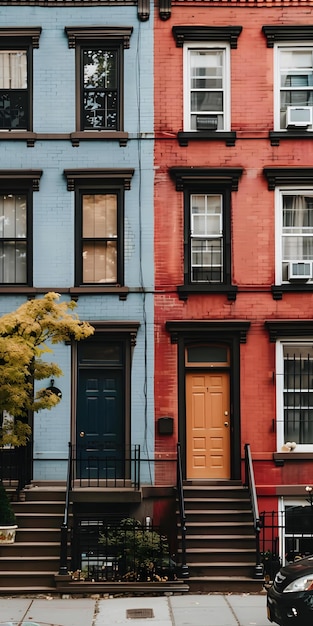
59 442 72 575
260 506 313 583
244 443 264 579
70 518 177 583
176 442 189 578
72 444 141 490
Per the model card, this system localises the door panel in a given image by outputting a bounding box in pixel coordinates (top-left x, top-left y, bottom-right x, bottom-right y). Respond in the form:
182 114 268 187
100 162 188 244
186 371 230 479
77 369 124 478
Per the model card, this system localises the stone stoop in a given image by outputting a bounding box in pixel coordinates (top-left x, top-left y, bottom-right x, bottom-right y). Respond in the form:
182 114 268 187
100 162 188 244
177 480 265 593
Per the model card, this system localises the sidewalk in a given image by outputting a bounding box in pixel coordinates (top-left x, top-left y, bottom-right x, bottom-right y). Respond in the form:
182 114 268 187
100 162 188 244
0 592 269 626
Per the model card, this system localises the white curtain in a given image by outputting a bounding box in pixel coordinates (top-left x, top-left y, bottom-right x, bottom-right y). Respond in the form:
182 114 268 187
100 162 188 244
0 51 27 89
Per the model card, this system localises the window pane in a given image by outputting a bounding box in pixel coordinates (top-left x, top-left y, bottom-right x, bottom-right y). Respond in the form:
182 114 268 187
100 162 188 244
82 49 118 130
82 241 117 283
0 51 27 89
279 48 313 129
189 49 225 131
191 91 223 112
82 194 117 238
0 241 26 283
187 345 228 363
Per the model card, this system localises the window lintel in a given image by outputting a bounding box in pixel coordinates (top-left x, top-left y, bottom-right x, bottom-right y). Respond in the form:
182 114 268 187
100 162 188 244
64 168 134 191
172 26 242 49
265 320 313 342
0 170 42 191
263 167 313 191
89 320 140 346
170 167 243 192
0 27 42 48
65 26 133 49
166 320 250 344
262 25 313 48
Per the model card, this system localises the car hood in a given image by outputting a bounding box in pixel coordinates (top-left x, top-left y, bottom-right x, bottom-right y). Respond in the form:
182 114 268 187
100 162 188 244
274 556 313 592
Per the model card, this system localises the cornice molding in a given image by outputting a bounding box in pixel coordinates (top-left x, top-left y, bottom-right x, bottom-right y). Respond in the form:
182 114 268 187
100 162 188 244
263 167 313 190
263 25 313 48
0 27 42 48
64 168 134 191
65 26 133 49
265 320 313 342
166 320 251 344
0 170 42 191
172 26 242 49
169 167 243 191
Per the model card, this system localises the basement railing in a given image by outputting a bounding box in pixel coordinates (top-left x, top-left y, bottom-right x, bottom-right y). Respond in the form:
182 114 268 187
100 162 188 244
244 443 264 579
177 442 189 578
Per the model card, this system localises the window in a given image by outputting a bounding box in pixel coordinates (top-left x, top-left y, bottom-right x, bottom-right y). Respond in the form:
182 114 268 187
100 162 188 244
0 192 27 282
184 44 229 132
65 27 132 141
79 191 120 285
276 46 313 131
264 167 313 295
172 26 242 146
283 344 313 446
0 170 41 286
170 167 242 300
64 168 134 289
281 499 313 565
263 26 313 142
0 28 41 132
279 191 313 282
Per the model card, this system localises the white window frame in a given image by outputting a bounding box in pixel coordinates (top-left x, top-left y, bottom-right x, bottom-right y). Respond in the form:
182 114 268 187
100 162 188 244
276 339 313 452
279 497 313 566
275 186 313 284
274 42 313 132
183 42 230 132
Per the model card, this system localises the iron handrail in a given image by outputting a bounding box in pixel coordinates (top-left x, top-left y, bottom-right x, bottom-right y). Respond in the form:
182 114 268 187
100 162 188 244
177 442 189 578
244 442 263 579
59 441 72 575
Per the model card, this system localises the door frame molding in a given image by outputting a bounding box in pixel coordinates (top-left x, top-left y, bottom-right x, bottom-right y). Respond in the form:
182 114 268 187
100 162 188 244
71 320 140 454
166 320 250 481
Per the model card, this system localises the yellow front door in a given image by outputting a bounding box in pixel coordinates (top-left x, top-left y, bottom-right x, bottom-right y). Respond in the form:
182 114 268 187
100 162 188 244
186 371 230 479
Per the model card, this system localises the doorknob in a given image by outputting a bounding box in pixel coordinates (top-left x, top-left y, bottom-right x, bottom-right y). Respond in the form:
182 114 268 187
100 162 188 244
224 422 229 427
79 431 85 438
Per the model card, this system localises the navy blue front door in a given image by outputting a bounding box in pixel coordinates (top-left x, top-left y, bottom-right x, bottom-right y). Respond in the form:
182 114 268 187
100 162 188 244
77 369 124 478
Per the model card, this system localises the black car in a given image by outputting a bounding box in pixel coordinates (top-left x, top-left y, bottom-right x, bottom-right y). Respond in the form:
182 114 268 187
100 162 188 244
267 555 313 625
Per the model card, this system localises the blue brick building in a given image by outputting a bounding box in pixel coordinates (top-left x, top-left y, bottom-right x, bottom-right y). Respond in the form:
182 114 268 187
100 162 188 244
0 3 156 495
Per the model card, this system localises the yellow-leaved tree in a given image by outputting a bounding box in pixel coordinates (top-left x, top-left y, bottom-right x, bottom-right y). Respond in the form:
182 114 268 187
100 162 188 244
0 292 94 447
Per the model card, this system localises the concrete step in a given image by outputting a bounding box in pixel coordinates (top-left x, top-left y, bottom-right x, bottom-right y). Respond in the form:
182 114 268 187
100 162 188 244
186 576 264 593
0 556 59 572
0 571 57 589
0 542 63 557
188 562 255 578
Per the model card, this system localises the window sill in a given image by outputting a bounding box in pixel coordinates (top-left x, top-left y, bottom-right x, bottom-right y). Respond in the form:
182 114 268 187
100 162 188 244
0 286 129 300
177 284 238 301
274 452 313 466
272 283 313 300
269 130 313 146
0 131 36 147
177 131 236 147
70 131 128 147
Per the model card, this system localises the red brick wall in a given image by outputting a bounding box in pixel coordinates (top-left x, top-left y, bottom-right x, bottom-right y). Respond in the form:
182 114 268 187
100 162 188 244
154 4 313 491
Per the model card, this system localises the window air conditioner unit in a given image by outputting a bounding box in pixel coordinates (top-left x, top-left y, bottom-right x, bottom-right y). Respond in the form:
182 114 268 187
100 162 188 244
286 106 312 128
287 260 312 281
196 115 218 131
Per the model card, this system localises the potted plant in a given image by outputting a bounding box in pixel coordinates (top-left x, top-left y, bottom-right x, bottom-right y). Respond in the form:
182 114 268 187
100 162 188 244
0 480 17 543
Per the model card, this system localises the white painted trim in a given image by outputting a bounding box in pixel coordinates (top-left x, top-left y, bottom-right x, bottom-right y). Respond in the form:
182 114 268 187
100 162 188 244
183 42 230 132
274 42 313 132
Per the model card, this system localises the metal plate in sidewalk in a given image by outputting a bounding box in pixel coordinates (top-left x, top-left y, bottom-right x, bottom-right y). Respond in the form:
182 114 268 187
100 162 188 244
126 608 154 619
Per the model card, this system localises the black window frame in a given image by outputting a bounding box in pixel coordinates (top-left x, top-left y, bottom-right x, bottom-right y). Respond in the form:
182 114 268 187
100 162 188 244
170 167 243 301
64 168 134 291
65 26 133 146
0 170 42 287
0 27 41 134
76 185 124 287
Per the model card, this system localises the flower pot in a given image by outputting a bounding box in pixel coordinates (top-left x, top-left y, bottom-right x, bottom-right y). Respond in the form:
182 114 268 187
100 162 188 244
0 525 18 544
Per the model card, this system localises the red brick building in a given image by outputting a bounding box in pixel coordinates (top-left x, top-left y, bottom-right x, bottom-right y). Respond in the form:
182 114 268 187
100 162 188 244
154 0 313 574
